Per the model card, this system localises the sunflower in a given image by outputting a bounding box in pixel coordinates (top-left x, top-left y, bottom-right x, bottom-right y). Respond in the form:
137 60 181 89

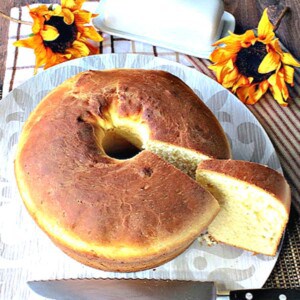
209 9 300 106
14 0 103 73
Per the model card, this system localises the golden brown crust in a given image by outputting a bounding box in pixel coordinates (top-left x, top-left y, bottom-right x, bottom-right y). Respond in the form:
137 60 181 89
51 232 194 272
72 69 231 158
15 69 225 272
16 150 220 270
197 159 291 214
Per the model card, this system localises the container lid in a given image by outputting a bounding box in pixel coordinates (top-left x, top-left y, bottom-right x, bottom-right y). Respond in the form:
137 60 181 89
93 0 235 59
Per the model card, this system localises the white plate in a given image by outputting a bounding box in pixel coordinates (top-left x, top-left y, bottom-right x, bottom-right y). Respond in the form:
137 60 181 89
93 0 235 59
0 54 281 299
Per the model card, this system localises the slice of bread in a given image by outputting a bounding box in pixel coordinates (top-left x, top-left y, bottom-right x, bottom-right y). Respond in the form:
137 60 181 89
196 159 291 256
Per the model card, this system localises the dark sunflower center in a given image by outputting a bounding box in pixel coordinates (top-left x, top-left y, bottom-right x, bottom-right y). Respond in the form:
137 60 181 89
235 42 273 83
43 16 78 53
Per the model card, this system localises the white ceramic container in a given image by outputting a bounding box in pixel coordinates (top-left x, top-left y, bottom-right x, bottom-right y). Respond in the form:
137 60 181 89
93 0 235 58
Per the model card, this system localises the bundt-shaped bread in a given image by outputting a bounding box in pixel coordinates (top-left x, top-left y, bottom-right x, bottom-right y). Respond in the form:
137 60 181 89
196 159 291 256
15 69 230 271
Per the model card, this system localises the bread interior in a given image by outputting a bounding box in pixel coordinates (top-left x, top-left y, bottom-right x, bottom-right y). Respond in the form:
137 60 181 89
146 141 209 178
196 170 287 255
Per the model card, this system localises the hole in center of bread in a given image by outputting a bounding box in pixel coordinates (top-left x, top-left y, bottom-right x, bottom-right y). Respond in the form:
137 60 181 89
102 130 142 160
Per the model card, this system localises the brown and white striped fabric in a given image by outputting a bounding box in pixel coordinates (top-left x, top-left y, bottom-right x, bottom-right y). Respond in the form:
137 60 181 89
3 3 300 213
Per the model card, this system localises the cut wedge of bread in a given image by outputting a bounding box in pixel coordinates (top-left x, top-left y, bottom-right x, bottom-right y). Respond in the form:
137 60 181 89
196 159 291 256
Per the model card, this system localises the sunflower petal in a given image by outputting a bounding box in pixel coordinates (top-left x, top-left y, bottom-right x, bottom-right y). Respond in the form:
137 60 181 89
84 41 99 55
270 85 288 106
282 52 300 67
70 40 90 56
248 77 255 84
61 0 85 10
35 46 48 67
44 50 67 70
213 30 256 47
223 42 243 54
236 86 250 103
260 80 270 94
32 38 49 73
224 59 235 72
268 72 289 106
232 75 249 92
281 82 289 100
222 67 239 86
209 63 225 82
239 30 257 47
74 10 93 24
258 52 280 73
217 59 235 82
250 81 269 104
258 33 275 45
30 8 47 34
15 34 44 50
267 73 276 86
212 32 239 46
267 39 283 55
245 84 258 105
62 8 74 25
40 25 59 41
14 35 37 49
278 69 290 99
283 65 295 85
29 4 49 15
66 45 83 58
209 57 237 83
31 6 55 26
236 81 268 105
257 9 275 41
210 48 234 64
81 26 103 42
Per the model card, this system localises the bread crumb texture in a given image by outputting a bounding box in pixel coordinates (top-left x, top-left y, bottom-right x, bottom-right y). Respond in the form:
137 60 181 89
196 160 291 256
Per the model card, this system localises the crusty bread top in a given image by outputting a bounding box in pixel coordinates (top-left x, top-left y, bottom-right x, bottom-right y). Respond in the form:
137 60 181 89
70 69 231 158
197 159 291 213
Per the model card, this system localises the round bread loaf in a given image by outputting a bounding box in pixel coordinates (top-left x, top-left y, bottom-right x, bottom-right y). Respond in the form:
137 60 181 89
15 69 230 271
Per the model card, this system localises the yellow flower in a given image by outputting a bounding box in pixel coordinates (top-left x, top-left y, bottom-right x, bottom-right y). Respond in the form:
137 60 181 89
209 9 300 106
14 0 103 73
